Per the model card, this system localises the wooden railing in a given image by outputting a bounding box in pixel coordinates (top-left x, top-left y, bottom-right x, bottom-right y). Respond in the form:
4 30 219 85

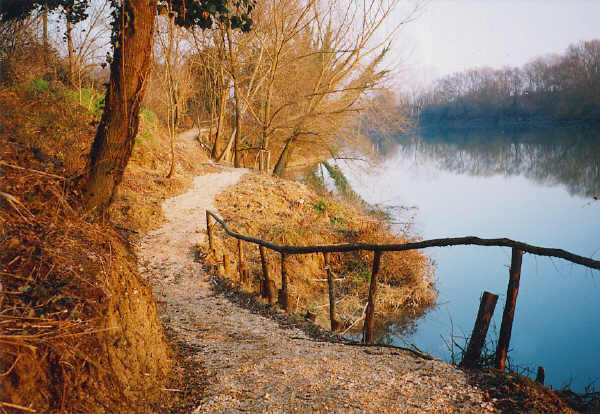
205 210 600 370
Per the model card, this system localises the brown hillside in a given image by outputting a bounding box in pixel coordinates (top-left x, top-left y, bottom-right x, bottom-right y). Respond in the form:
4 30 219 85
0 84 172 412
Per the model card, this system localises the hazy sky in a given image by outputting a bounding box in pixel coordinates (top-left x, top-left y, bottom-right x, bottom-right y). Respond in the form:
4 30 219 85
397 0 600 85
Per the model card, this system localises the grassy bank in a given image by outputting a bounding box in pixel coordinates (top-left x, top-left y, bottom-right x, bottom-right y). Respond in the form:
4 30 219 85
210 172 436 334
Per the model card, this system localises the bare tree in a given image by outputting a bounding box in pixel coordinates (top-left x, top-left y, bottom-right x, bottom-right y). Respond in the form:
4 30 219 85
269 0 414 175
197 0 417 174
70 0 112 92
154 4 191 178
158 0 416 175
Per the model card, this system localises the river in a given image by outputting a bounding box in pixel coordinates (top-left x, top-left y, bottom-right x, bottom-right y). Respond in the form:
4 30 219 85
336 126 600 392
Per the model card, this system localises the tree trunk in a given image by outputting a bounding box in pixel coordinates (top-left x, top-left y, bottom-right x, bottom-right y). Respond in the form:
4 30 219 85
42 6 48 51
208 99 214 150
272 134 296 176
166 13 176 179
83 0 158 215
66 14 75 87
166 127 175 178
226 24 241 168
216 128 235 163
261 76 274 150
211 78 227 159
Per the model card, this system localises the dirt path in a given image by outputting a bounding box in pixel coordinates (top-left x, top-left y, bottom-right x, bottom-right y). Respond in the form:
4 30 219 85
137 167 499 413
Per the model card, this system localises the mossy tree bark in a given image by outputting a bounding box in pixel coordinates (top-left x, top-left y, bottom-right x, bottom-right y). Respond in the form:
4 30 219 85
83 0 158 215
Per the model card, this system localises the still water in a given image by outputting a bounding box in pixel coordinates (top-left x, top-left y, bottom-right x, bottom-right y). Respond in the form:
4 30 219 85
339 127 600 391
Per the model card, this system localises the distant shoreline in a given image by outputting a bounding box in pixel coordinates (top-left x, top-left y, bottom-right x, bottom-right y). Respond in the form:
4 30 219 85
415 118 600 132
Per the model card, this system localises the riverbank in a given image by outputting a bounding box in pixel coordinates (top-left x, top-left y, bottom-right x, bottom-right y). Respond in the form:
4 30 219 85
339 125 600 394
138 163 578 413
415 118 600 134
127 127 593 411
1 82 592 412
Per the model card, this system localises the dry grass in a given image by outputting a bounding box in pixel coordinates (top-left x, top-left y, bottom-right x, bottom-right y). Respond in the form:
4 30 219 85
0 84 172 411
211 173 436 335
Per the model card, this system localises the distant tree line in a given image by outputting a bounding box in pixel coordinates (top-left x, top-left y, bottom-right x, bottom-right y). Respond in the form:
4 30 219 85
412 39 600 126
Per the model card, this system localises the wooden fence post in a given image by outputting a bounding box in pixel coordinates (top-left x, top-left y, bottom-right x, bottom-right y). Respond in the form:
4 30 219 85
323 252 340 331
223 253 230 277
206 211 214 253
495 248 523 371
461 291 499 368
279 253 290 312
536 366 545 384
363 250 382 344
259 245 275 303
266 151 271 173
237 239 245 283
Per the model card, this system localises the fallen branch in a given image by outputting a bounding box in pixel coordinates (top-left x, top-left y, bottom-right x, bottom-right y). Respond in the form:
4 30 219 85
0 191 35 223
341 302 368 335
0 161 66 180
0 401 37 413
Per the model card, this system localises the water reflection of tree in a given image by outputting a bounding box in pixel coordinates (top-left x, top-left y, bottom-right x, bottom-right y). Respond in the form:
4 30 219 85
342 310 425 346
391 127 600 198
375 315 419 346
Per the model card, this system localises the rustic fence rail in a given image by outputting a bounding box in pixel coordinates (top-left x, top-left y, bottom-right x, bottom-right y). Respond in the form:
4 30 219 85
206 211 600 268
205 209 600 368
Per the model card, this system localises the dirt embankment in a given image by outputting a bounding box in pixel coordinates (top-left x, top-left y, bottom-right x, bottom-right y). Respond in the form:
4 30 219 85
0 86 173 412
0 82 222 412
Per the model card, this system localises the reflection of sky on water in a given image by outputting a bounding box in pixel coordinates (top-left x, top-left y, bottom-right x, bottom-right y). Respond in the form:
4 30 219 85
338 132 600 391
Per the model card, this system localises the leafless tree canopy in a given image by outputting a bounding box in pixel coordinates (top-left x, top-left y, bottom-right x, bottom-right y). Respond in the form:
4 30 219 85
181 0 420 174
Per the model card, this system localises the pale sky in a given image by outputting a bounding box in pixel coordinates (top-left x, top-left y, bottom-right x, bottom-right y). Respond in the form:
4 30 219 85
395 0 600 86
